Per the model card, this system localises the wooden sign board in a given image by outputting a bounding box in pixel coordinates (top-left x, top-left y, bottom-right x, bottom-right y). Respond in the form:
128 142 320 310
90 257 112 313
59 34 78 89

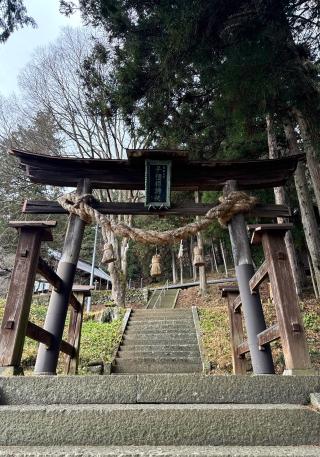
145 160 171 208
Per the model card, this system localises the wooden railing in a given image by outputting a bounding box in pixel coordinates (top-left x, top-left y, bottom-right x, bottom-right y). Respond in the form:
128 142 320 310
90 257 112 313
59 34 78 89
0 221 93 374
221 223 312 375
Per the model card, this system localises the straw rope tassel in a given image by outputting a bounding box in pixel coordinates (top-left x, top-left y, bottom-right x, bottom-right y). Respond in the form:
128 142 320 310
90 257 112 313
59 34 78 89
150 254 162 277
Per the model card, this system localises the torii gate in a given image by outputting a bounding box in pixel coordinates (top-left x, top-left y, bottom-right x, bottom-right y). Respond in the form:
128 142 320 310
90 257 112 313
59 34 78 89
0 148 313 376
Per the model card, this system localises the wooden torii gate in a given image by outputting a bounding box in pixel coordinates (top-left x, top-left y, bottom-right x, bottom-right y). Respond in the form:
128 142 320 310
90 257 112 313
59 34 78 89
0 148 313 375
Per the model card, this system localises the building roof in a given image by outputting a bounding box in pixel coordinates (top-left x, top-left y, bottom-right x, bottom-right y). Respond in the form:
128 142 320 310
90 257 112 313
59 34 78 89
48 249 111 282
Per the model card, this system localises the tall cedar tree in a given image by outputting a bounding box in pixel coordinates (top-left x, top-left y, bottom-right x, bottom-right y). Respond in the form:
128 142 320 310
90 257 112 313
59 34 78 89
73 0 320 155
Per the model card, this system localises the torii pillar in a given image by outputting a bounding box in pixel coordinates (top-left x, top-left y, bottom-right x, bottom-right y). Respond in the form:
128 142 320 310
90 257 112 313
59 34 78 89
224 180 274 374
34 179 91 375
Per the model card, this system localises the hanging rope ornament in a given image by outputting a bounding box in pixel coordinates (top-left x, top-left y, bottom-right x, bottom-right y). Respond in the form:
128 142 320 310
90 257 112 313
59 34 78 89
102 243 116 264
193 245 205 267
150 254 162 277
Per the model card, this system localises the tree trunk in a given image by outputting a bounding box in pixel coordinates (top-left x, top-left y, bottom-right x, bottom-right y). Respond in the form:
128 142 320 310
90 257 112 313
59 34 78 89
211 240 219 273
294 109 320 212
307 254 319 299
190 237 197 281
195 191 207 295
186 238 193 278
283 117 320 295
179 257 184 285
220 239 228 276
266 114 303 296
107 232 126 307
171 248 178 284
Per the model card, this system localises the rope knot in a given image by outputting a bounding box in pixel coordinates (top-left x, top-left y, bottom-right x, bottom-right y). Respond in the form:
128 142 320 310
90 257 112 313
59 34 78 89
73 193 96 209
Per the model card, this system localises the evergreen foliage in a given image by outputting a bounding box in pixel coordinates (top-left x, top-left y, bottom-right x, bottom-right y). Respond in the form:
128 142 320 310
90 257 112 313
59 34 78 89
0 0 36 42
74 0 320 155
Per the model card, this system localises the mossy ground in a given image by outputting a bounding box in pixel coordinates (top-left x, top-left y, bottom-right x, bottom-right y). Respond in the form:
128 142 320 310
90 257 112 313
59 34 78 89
0 297 125 374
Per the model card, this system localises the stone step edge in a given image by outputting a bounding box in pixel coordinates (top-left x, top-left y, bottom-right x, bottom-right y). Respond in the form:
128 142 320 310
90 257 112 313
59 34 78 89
124 334 196 338
115 356 201 362
0 446 319 457
118 350 200 355
124 330 195 335
0 403 310 411
129 319 193 323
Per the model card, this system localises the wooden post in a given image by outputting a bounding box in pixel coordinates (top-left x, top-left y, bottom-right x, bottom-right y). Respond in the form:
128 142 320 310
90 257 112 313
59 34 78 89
0 222 55 372
65 286 92 374
34 179 91 375
221 287 247 374
224 180 274 374
257 227 313 374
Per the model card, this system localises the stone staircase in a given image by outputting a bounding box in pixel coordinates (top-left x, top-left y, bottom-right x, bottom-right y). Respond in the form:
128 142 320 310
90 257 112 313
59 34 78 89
147 288 180 309
112 308 203 374
0 374 319 455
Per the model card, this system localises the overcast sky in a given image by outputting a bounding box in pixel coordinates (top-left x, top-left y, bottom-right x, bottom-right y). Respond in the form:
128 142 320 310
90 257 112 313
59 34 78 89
0 0 81 97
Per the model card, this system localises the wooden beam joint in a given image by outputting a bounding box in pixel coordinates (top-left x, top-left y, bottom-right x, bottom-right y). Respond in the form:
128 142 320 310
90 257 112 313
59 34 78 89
249 260 269 293
233 295 242 313
60 340 76 358
26 322 53 348
257 324 280 349
69 294 82 313
37 257 63 293
237 340 249 357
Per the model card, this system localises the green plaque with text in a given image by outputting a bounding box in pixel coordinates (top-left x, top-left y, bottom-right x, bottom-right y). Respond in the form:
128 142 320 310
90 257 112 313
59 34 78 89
145 160 171 208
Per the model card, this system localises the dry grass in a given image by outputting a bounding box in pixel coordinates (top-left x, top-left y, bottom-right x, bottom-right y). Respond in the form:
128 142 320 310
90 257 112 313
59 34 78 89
176 282 320 374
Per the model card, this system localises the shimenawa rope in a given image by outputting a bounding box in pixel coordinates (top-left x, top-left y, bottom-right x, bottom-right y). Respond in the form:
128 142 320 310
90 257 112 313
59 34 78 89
58 191 257 250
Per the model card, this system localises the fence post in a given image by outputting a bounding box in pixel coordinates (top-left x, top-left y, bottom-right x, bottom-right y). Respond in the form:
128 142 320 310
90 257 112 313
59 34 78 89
256 226 313 374
0 222 55 374
65 286 93 374
221 287 247 375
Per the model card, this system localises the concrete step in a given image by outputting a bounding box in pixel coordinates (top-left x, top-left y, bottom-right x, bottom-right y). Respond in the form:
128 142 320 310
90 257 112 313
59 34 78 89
116 353 200 360
118 349 200 358
1 446 319 456
133 308 191 314
119 343 200 352
126 324 194 330
128 319 193 326
128 319 194 328
130 316 190 321
113 359 202 373
122 335 198 344
0 404 318 446
130 316 192 320
132 309 192 319
117 352 200 359
124 328 194 336
1 375 319 405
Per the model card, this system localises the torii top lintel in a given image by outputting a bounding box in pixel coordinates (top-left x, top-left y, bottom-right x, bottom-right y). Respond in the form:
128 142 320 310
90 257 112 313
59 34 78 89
10 148 303 191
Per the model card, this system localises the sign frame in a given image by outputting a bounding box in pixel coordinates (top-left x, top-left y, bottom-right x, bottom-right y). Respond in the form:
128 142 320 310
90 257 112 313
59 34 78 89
145 159 172 208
